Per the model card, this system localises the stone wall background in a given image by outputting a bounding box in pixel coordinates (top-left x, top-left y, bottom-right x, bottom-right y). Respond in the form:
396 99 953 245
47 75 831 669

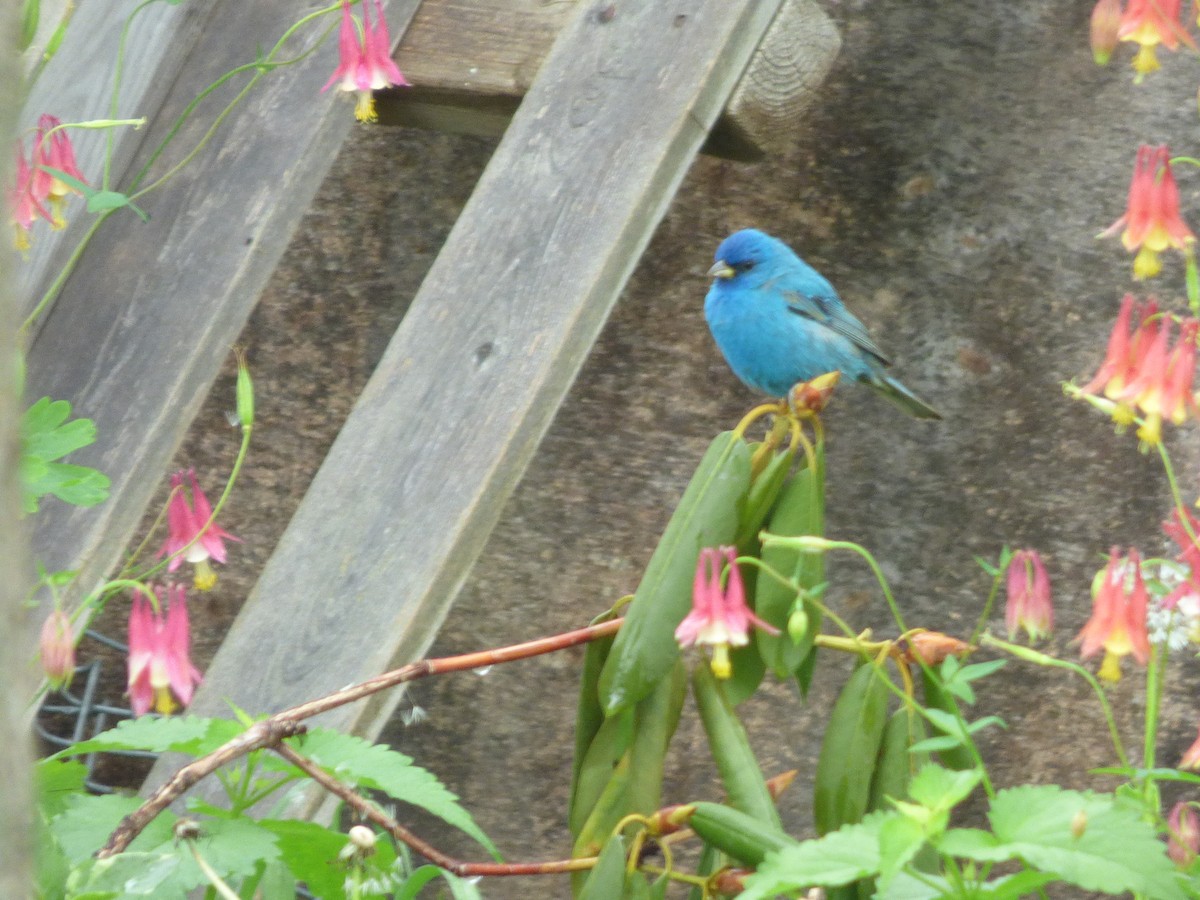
148 1 1200 896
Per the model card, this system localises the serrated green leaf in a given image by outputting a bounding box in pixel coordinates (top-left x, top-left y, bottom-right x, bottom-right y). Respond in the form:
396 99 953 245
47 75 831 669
50 715 244 760
52 793 177 865
737 813 887 900
959 785 1186 899
36 758 88 819
907 765 982 812
290 728 498 858
174 817 281 888
878 815 925 888
937 826 998 856
260 819 365 900
67 852 184 897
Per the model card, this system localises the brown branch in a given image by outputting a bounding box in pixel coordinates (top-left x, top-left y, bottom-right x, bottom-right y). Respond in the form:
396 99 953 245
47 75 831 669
97 616 622 858
274 743 596 877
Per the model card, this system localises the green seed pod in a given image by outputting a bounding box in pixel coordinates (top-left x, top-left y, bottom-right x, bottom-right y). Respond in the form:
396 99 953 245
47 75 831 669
687 801 798 868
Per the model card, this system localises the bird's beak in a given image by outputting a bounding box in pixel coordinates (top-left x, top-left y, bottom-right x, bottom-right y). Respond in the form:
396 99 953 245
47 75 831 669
707 260 735 280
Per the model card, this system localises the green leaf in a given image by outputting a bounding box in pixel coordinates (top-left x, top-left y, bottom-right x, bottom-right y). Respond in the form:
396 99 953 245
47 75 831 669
957 785 1186 899
25 461 110 510
22 398 94 460
51 794 176 865
50 714 244 760
36 758 88 819
814 662 890 835
878 815 925 888
67 852 184 898
693 663 781 828
737 813 887 899
20 397 108 512
907 765 982 813
290 728 498 858
181 818 281 885
598 431 752 715
84 188 149 221
259 819 365 900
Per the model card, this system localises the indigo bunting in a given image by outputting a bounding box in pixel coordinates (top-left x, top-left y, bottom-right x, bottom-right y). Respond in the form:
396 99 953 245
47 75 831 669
704 229 941 420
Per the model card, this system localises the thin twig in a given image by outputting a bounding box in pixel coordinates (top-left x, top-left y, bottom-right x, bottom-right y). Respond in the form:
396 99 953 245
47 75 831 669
97 617 623 857
274 744 596 877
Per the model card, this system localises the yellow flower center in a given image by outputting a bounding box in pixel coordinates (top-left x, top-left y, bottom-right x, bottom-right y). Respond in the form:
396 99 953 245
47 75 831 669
1133 245 1163 279
355 92 378 123
193 559 217 592
710 643 732 680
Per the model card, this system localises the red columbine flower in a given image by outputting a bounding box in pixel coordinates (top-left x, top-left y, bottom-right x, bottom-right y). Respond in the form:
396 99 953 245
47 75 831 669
1077 548 1151 682
1005 549 1053 642
10 142 51 254
1127 317 1200 444
1092 0 1123 64
127 585 202 716
1182 723 1200 769
33 115 85 229
1169 802 1200 866
323 0 410 123
1164 507 1200 610
157 469 240 591
1102 145 1195 278
675 546 778 679
1118 0 1195 79
40 608 76 691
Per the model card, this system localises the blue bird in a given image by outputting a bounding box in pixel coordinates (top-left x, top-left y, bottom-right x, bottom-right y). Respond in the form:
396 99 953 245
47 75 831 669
704 229 940 420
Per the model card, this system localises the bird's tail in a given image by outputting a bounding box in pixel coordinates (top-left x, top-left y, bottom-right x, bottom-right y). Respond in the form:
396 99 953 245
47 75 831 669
867 374 942 420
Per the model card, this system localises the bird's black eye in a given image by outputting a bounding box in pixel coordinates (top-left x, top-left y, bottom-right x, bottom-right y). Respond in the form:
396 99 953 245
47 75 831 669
731 259 755 274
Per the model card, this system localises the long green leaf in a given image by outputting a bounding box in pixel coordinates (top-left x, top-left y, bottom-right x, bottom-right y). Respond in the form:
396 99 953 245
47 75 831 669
598 432 751 715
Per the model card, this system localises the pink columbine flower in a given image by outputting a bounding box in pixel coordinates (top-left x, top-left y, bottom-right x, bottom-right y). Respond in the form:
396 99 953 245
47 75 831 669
10 142 51 254
1091 0 1123 64
675 546 778 679
1077 547 1151 682
1164 508 1200 611
323 0 410 123
157 469 240 591
127 584 203 717
40 608 76 691
33 115 85 229
1005 549 1053 642
1182 723 1200 770
1168 801 1200 866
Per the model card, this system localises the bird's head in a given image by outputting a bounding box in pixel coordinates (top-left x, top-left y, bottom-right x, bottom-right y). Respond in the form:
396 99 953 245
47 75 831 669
707 228 789 286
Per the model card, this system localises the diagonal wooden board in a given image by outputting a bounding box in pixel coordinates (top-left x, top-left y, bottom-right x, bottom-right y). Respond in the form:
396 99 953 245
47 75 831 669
26 0 423 598
19 0 218 328
169 0 785 796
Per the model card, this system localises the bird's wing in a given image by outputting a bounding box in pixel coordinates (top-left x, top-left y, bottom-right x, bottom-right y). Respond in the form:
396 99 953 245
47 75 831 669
777 284 892 367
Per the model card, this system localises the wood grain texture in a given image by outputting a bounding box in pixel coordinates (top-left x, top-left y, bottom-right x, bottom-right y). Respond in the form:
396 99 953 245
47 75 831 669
26 0 424 598
381 0 841 160
176 0 783 804
18 0 216 327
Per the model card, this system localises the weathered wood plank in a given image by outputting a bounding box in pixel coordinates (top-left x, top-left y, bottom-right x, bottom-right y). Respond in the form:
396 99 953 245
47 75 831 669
26 0 423 595
176 0 784 809
18 0 217 326
381 0 841 160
